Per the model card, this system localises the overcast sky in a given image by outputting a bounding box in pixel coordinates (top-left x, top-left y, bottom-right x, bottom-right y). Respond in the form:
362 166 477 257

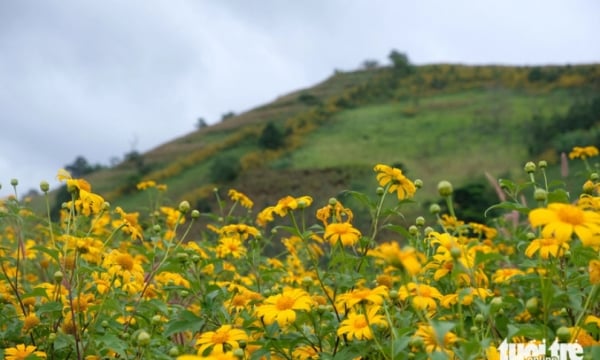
1 0 599 195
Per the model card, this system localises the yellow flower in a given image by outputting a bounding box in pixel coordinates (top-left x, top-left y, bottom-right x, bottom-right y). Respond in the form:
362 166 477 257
273 195 313 217
219 224 260 241
155 272 191 289
256 206 276 227
526 236 570 259
324 222 361 247
315 200 353 226
255 288 313 326
196 324 248 355
589 259 600 285
4 344 47 359
113 206 143 241
136 180 156 190
228 189 254 209
569 145 599 160
373 164 416 200
336 286 388 309
337 306 388 341
103 250 145 294
291 345 319 359
492 268 525 283
21 313 40 333
413 324 459 355
216 237 247 259
529 202 600 243
369 242 424 275
399 283 443 311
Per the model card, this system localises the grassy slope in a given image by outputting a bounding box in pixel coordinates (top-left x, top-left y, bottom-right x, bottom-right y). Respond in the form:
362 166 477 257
33 64 599 222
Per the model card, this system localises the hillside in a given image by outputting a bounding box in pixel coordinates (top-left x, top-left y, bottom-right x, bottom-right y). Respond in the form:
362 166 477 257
49 62 600 230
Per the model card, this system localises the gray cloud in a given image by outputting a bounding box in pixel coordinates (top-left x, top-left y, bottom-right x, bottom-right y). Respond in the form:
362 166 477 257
1 0 598 194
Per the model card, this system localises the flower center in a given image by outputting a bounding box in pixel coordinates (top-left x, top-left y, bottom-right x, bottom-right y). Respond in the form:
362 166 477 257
353 315 368 329
557 206 584 225
276 295 295 310
116 253 134 271
212 331 229 344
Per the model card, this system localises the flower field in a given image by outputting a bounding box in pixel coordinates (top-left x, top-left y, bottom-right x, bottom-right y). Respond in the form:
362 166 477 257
1 146 600 360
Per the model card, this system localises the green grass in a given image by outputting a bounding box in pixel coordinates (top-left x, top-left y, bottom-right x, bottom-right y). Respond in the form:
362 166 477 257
29 63 599 220
284 88 587 203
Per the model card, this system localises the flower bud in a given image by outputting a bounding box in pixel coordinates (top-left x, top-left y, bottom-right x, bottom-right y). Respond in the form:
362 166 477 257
168 347 179 357
415 216 425 227
429 203 441 214
526 297 540 315
137 330 151 346
414 179 423 189
328 197 338 205
153 224 161 233
233 348 245 358
424 226 434 236
526 232 536 240
591 172 599 181
191 209 200 219
102 202 110 211
556 326 571 343
437 181 453 197
54 271 64 283
450 247 462 259
40 181 50 193
301 276 313 287
178 200 190 214
408 225 419 235
524 161 536 174
490 296 503 312
176 252 189 263
389 289 399 300
474 314 485 324
533 188 547 202
376 187 385 196
538 160 547 169
151 315 162 325
10 178 18 187
583 180 595 194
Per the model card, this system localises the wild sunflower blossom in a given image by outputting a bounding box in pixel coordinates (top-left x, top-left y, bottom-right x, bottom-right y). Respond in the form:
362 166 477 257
529 202 600 244
399 283 443 311
255 288 313 326
4 344 47 359
413 323 459 355
569 145 599 160
336 285 388 309
368 242 424 276
324 222 361 247
373 164 416 200
337 306 388 341
525 237 570 259
195 324 248 355
228 189 254 209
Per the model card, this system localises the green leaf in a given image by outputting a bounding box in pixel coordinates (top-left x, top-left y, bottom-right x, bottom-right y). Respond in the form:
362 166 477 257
37 301 63 315
485 201 529 217
382 224 411 238
547 188 570 203
164 310 205 337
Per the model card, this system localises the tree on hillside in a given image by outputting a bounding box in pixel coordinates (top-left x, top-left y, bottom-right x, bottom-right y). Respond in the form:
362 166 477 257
196 117 208 129
361 59 379 70
65 156 98 177
388 50 414 77
258 122 285 150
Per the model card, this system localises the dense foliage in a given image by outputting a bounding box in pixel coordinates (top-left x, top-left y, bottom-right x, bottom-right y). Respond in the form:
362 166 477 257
1 146 600 359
